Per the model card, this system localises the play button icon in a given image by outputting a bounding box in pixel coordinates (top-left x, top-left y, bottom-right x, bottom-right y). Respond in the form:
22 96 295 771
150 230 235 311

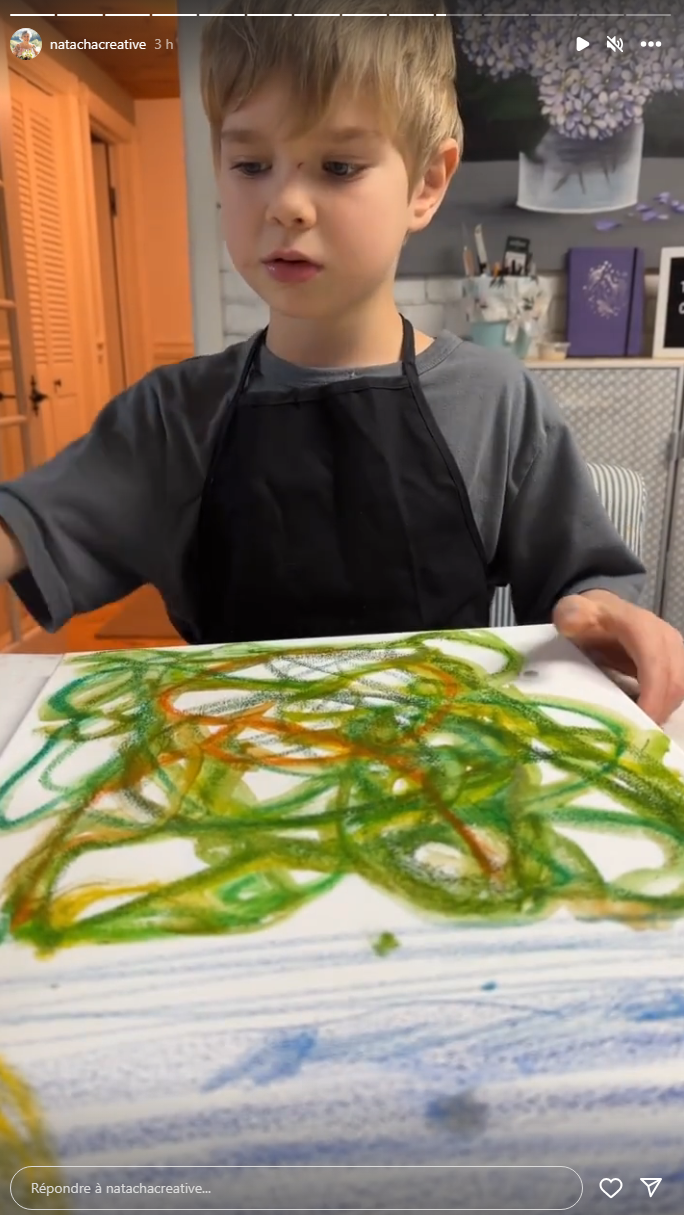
576 35 590 50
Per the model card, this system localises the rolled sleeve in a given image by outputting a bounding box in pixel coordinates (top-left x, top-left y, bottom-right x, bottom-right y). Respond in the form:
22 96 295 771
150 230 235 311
0 386 174 633
0 492 74 630
562 571 646 606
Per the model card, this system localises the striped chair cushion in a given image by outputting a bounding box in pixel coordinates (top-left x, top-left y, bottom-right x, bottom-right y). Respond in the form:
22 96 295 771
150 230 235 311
489 462 647 629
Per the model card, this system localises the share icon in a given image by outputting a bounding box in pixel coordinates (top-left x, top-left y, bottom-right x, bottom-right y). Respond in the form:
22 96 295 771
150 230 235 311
640 1178 662 1198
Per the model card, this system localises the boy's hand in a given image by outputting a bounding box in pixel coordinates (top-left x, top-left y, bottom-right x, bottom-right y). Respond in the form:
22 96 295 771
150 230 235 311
552 589 684 726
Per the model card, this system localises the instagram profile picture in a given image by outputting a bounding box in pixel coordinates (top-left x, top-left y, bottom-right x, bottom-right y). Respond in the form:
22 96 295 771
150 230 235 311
11 28 41 60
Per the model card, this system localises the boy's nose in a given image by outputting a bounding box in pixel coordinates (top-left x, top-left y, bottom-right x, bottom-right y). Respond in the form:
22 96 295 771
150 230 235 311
264 177 316 229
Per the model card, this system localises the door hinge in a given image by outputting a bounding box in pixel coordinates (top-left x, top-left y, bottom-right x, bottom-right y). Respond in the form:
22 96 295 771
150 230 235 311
667 430 684 462
109 186 117 218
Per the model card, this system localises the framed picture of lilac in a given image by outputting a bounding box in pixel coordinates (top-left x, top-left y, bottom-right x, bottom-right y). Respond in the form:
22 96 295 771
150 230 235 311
398 9 684 277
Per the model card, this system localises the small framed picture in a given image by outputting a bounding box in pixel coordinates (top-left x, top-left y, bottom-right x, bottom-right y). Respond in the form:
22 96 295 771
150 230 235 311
653 247 684 357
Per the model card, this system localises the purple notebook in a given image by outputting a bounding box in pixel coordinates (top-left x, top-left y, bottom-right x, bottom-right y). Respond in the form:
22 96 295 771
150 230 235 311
566 247 644 357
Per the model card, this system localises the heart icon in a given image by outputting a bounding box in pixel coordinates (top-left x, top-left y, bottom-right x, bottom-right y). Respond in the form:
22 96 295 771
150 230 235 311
600 1178 623 1199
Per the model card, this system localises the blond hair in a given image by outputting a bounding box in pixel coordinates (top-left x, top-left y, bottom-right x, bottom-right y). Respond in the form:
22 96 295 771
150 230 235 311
200 1 462 192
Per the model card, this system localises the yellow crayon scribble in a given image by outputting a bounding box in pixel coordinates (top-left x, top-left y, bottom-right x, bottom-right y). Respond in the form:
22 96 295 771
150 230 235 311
0 1056 69 1211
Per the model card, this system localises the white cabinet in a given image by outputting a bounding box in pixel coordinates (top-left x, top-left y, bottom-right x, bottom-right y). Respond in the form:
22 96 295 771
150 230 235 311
527 358 684 631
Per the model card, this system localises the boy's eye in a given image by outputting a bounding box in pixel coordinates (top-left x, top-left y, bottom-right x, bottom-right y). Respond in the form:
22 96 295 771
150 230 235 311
229 161 363 179
231 162 266 176
324 161 362 178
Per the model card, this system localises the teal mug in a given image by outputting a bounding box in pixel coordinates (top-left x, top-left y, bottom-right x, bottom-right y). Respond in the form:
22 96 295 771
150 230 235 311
470 321 531 359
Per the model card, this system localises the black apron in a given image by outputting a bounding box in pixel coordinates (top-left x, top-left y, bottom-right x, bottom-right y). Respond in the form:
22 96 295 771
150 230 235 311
191 316 490 644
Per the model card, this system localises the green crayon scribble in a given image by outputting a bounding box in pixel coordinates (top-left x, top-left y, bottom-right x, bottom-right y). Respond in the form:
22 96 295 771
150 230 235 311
0 629 683 956
372 932 401 957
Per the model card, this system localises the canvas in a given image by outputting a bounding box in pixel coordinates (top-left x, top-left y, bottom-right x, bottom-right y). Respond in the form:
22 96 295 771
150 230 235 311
1 625 684 1214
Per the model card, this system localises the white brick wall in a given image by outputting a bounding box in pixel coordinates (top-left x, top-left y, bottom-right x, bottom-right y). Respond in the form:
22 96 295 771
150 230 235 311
218 242 660 351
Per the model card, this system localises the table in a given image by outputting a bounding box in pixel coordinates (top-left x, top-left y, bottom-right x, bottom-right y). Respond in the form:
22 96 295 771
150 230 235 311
2 651 684 755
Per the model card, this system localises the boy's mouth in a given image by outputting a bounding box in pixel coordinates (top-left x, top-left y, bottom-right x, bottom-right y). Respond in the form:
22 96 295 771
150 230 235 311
262 251 323 283
262 250 321 266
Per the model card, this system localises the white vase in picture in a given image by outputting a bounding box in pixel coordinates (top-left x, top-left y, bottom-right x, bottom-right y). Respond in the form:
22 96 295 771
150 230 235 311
517 122 644 214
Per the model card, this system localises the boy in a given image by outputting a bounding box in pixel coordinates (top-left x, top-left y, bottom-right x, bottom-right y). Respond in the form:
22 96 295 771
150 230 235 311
0 0 682 724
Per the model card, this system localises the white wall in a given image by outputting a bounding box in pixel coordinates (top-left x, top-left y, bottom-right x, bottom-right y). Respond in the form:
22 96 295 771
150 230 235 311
178 4 224 357
218 243 481 348
220 242 660 352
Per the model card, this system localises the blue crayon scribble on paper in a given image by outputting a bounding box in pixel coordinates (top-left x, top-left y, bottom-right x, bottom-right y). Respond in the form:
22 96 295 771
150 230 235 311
203 1029 318 1090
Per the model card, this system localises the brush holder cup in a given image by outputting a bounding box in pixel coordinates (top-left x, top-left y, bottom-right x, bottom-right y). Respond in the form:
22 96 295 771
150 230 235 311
464 276 551 359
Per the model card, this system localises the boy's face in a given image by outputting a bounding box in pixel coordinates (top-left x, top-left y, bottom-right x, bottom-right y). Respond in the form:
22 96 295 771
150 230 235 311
217 79 456 327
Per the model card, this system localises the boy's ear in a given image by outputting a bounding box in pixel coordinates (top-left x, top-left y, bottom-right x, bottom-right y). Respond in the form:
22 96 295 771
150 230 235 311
407 140 460 235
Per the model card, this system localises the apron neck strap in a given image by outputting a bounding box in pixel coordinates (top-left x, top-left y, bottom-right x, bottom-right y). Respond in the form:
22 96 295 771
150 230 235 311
399 313 417 368
242 313 417 387
233 328 266 397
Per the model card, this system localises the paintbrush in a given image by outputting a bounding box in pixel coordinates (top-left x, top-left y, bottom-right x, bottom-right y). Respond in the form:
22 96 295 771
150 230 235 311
462 223 476 277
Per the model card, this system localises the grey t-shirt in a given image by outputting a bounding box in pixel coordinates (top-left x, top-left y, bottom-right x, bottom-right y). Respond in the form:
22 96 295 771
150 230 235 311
0 329 645 640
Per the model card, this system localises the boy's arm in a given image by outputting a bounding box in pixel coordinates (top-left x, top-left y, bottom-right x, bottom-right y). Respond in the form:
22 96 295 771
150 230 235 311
0 375 197 633
499 374 647 624
495 375 684 725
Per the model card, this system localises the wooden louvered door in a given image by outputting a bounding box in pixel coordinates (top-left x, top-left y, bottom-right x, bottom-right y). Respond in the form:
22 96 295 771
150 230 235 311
9 73 87 462
0 49 38 644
